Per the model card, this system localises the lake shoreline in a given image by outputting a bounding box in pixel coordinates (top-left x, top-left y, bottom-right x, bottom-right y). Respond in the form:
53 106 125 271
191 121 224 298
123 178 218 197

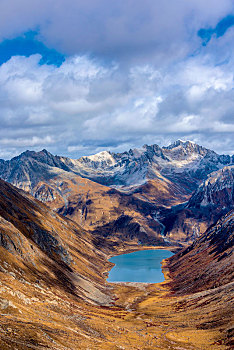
107 248 174 284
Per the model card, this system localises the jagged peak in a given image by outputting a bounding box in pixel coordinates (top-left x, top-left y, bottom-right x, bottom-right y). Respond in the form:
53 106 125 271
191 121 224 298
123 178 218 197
41 148 51 154
164 139 199 150
6 149 59 172
37 149 57 159
142 143 161 150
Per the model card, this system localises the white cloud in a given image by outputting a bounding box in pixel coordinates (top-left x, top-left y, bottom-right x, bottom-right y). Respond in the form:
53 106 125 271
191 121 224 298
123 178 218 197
0 1 233 159
0 0 233 64
0 135 54 147
0 51 233 159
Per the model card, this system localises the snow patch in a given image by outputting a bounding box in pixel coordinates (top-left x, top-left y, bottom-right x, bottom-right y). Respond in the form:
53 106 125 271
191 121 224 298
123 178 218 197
87 151 115 163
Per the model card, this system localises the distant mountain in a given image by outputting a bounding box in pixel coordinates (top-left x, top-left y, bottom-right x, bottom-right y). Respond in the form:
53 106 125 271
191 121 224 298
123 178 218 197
0 149 72 192
187 165 234 209
76 140 233 189
0 141 233 245
33 173 181 246
0 140 233 192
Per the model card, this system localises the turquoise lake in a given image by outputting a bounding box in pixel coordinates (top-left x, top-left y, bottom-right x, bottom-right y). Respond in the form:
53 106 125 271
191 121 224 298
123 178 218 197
107 249 174 283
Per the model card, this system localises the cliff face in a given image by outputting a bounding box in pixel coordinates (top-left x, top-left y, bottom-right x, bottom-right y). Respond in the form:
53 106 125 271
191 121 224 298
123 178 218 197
187 165 234 209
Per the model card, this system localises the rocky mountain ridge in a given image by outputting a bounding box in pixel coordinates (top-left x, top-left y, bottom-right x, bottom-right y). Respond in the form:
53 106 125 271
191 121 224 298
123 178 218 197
187 165 234 209
0 141 233 246
74 140 234 188
0 140 233 192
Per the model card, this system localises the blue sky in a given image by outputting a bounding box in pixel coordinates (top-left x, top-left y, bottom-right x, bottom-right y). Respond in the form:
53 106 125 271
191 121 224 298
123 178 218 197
0 0 233 159
198 14 234 45
0 31 65 66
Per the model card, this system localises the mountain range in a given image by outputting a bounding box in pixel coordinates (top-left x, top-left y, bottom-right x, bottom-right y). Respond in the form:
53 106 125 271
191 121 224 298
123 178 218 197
0 140 233 246
1 140 233 191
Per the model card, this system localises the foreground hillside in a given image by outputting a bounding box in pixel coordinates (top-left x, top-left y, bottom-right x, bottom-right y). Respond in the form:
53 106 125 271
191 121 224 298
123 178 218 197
0 179 111 302
0 179 233 349
168 205 233 295
167 210 234 346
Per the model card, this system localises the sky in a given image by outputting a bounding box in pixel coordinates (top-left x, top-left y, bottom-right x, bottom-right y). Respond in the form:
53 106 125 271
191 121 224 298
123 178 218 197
0 0 233 159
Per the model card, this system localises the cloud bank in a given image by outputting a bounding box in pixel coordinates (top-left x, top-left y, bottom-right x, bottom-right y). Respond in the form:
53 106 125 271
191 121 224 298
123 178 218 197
0 51 233 159
0 0 233 63
0 1 233 158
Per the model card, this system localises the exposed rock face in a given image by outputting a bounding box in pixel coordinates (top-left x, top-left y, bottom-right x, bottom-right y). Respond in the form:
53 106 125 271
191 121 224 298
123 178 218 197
34 183 57 202
187 165 234 209
77 140 234 189
167 210 234 294
0 149 72 192
160 166 234 243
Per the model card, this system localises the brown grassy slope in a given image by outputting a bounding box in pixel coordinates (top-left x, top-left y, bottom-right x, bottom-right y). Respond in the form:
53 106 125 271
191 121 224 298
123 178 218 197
33 173 190 245
0 178 111 303
167 210 234 294
0 179 233 349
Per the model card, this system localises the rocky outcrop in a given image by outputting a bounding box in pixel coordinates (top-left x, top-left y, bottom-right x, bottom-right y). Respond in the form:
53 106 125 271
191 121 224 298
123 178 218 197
159 166 234 243
187 165 234 209
78 140 233 188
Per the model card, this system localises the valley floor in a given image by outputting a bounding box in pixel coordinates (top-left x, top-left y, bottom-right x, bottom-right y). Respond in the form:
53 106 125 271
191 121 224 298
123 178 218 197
0 247 232 350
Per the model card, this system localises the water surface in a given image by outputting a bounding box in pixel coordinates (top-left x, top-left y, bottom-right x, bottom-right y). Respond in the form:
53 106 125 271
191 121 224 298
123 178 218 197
108 249 173 283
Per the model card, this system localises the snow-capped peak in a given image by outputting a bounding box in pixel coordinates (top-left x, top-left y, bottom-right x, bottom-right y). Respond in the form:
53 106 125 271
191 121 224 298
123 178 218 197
81 151 117 167
87 151 113 162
